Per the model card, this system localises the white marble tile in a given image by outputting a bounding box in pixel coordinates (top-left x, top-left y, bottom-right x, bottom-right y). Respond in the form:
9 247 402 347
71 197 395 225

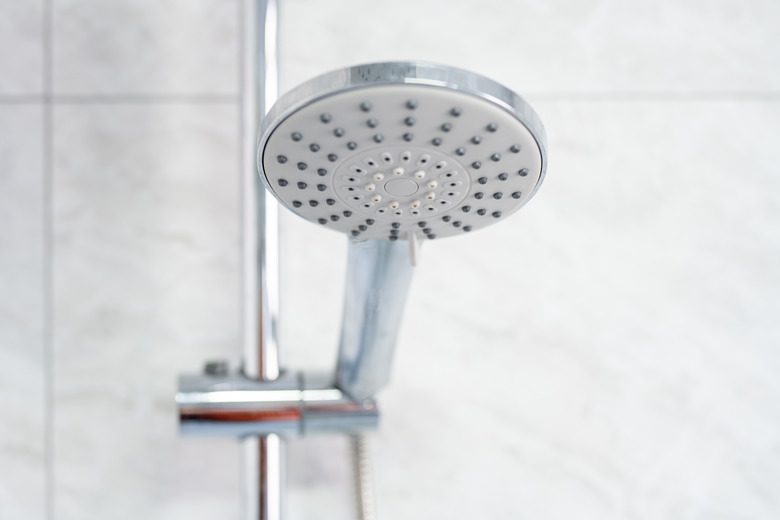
0 1 44 95
6 1 772 517
52 0 239 96
286 436 353 520
52 103 243 519
279 0 780 95
280 100 780 519
277 214 346 373
0 105 46 519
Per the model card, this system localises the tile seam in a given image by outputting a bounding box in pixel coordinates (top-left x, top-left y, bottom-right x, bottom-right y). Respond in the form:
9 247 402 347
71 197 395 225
524 91 780 102
0 94 240 103
42 0 53 518
2 93 779 105
238 0 247 367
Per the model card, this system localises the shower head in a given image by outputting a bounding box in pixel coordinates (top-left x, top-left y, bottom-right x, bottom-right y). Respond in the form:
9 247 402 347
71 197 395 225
257 62 548 400
257 62 547 241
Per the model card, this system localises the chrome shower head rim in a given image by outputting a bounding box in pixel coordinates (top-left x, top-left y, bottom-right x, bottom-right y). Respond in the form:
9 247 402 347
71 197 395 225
257 61 547 240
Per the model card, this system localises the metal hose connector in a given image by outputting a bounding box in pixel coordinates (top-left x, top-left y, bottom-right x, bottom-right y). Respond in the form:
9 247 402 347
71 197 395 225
350 434 377 520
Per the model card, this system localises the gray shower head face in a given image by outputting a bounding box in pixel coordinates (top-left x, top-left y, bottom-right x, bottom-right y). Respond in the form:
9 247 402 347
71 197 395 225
258 62 547 241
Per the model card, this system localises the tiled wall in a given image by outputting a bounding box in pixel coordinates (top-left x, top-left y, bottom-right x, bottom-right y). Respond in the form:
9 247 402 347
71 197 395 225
1 1 779 519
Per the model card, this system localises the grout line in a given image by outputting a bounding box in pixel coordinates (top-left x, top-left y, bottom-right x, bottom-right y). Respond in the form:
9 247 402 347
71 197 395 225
0 95 46 104
0 94 240 104
524 91 780 102
237 0 246 368
52 93 241 104
2 91 779 105
42 0 53 518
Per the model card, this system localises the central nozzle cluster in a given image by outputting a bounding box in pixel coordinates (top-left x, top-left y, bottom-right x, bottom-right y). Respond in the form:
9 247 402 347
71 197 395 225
332 145 471 221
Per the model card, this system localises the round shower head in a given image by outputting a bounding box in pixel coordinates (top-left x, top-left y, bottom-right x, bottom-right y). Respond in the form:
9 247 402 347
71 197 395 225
257 62 547 241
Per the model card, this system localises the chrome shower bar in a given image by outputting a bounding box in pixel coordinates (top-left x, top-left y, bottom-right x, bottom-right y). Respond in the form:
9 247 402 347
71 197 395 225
180 4 548 519
241 1 282 519
179 3 384 519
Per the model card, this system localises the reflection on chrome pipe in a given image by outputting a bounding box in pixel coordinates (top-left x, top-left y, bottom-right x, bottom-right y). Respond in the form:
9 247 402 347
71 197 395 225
336 238 416 401
243 0 280 381
244 435 283 520
242 0 281 519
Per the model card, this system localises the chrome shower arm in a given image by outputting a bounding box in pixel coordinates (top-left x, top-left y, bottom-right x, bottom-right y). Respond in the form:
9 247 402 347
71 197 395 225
336 238 416 401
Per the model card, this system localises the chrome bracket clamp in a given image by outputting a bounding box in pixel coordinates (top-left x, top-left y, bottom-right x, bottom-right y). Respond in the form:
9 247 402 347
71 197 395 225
177 370 379 437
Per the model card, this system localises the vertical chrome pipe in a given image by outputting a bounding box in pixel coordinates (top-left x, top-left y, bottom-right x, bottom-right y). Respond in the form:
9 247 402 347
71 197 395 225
243 0 279 380
336 238 416 401
241 1 282 519
244 434 283 520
